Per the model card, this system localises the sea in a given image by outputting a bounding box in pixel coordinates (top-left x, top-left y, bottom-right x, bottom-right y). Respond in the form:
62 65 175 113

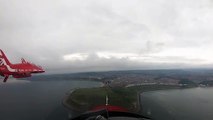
0 79 213 120
0 79 102 120
140 87 213 120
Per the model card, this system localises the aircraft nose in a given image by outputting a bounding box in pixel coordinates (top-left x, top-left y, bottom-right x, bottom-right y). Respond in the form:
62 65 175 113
39 68 45 73
37 66 45 73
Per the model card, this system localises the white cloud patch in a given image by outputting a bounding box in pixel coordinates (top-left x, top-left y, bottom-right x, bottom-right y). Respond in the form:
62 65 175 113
96 52 136 59
63 53 89 61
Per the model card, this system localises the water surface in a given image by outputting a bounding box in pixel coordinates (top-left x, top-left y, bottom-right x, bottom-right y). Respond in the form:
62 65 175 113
141 87 213 120
0 79 101 120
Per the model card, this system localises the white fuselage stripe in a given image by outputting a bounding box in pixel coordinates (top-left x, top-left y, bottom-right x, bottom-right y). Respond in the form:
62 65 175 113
0 58 16 72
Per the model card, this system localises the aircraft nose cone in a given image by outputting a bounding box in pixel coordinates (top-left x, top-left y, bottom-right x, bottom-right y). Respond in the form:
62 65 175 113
39 69 45 73
37 66 45 73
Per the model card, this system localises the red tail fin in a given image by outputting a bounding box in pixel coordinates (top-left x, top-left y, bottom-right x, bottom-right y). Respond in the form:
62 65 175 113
0 49 11 66
21 58 27 63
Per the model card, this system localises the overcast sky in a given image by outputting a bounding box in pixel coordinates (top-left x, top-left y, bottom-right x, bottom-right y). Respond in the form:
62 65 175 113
1 0 213 74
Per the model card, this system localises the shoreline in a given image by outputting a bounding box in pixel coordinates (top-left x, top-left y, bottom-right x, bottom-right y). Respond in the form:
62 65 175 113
62 85 204 115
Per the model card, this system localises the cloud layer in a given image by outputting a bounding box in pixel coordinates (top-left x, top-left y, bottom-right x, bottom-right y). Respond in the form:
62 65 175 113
1 0 213 73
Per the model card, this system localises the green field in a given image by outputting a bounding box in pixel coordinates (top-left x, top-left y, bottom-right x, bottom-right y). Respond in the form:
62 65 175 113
65 85 181 112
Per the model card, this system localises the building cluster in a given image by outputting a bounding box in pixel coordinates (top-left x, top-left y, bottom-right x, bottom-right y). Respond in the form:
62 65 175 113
102 75 180 87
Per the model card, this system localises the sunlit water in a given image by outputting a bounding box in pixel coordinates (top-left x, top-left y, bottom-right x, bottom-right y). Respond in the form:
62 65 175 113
141 87 213 120
0 79 102 120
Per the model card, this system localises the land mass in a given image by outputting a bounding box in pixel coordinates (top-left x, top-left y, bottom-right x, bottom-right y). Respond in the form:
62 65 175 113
64 84 188 113
25 69 213 113
28 69 213 87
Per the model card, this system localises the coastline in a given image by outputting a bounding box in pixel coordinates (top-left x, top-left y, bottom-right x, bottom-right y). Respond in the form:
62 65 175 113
63 84 186 113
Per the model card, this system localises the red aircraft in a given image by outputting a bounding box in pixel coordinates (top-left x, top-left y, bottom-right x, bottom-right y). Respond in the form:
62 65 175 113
0 50 45 82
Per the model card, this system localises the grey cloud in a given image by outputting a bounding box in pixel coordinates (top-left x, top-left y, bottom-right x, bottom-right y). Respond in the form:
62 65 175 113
0 0 213 74
49 53 207 74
